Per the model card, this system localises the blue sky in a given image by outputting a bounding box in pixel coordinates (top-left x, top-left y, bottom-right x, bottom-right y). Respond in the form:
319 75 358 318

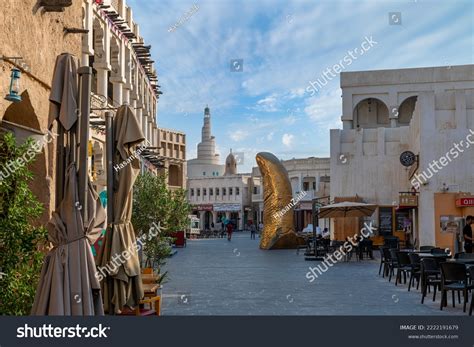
128 0 473 172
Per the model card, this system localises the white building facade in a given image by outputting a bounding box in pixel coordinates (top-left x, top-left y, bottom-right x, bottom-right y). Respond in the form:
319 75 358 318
187 108 250 230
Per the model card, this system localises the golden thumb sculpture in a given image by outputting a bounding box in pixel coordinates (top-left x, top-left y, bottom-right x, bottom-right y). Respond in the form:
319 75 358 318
256 152 303 250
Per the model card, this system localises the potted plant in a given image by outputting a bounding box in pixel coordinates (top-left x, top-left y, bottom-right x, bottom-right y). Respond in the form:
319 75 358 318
132 172 191 286
0 132 47 315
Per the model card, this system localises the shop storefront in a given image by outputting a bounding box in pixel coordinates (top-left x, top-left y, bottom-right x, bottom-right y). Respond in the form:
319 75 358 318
433 193 474 252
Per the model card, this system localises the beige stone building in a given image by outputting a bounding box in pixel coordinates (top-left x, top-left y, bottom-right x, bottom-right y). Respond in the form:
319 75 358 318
157 127 186 189
0 0 83 223
331 65 474 251
0 0 186 223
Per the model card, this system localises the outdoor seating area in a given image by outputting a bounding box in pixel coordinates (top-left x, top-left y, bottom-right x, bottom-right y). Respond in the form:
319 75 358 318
379 244 474 315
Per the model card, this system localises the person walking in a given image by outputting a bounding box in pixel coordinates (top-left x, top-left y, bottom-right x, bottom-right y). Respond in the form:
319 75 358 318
227 222 233 241
220 220 225 238
250 222 256 240
463 215 473 253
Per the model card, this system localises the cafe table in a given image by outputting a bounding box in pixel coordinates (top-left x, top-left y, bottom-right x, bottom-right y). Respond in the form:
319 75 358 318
398 249 432 254
447 258 474 265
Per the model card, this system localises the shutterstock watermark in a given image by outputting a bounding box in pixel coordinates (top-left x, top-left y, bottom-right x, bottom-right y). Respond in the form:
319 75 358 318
306 36 378 96
273 191 307 220
411 129 474 189
0 130 58 183
305 222 376 283
96 222 164 281
17 324 110 338
168 3 199 33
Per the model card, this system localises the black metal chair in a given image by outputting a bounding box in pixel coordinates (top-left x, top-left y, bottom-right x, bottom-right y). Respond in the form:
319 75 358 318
420 258 441 304
469 267 474 316
384 236 400 250
384 248 398 281
358 239 373 260
408 253 421 291
440 262 474 312
395 251 412 286
379 247 389 277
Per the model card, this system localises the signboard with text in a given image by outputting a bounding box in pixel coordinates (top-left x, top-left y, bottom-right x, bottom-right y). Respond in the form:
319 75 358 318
193 204 213 211
456 197 474 207
214 204 241 212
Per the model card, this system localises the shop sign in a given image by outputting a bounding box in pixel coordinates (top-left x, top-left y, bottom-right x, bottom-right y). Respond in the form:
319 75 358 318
456 197 474 207
214 203 241 212
193 204 213 211
298 202 313 210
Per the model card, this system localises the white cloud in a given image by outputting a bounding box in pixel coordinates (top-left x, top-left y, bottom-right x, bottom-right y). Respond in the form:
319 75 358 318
304 88 342 130
266 131 274 140
282 133 294 147
229 129 248 142
283 115 297 125
255 94 279 112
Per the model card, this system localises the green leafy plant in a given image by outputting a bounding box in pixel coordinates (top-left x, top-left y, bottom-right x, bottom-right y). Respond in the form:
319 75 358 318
132 172 190 278
0 132 47 315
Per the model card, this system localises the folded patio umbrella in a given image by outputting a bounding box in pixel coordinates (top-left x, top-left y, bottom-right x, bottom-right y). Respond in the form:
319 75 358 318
97 105 145 314
31 53 106 315
31 164 106 315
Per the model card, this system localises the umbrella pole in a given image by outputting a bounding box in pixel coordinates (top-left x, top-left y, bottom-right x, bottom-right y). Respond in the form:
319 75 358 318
77 66 92 223
55 123 65 209
105 111 114 235
105 110 115 315
306 199 323 261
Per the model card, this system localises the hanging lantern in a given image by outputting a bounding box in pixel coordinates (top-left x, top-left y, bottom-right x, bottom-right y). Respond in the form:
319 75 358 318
5 68 21 103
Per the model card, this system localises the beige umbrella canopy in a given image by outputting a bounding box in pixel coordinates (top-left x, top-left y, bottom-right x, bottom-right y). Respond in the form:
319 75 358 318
318 201 377 219
31 53 106 315
31 165 106 315
96 105 145 314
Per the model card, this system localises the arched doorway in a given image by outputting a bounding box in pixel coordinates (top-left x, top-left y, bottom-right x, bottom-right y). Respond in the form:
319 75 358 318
353 98 389 128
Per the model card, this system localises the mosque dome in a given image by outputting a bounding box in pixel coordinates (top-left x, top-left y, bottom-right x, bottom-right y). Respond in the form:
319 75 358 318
225 149 237 175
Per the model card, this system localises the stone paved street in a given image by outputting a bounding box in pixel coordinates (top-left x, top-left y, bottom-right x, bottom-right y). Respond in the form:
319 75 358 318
161 233 462 315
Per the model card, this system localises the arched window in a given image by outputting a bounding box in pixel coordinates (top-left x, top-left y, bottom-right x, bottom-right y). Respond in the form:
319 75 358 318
398 96 418 126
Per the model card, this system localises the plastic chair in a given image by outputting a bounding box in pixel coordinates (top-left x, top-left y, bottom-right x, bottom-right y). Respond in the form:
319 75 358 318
408 253 421 291
384 236 400 250
420 258 441 304
469 267 474 316
384 248 398 282
395 251 412 286
440 262 474 312
379 247 389 277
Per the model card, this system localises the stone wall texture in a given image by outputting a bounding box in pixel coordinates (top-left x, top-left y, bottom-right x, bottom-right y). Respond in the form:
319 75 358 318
0 0 83 224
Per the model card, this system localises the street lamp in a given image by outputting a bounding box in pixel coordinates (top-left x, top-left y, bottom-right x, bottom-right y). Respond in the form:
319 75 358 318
5 67 22 103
